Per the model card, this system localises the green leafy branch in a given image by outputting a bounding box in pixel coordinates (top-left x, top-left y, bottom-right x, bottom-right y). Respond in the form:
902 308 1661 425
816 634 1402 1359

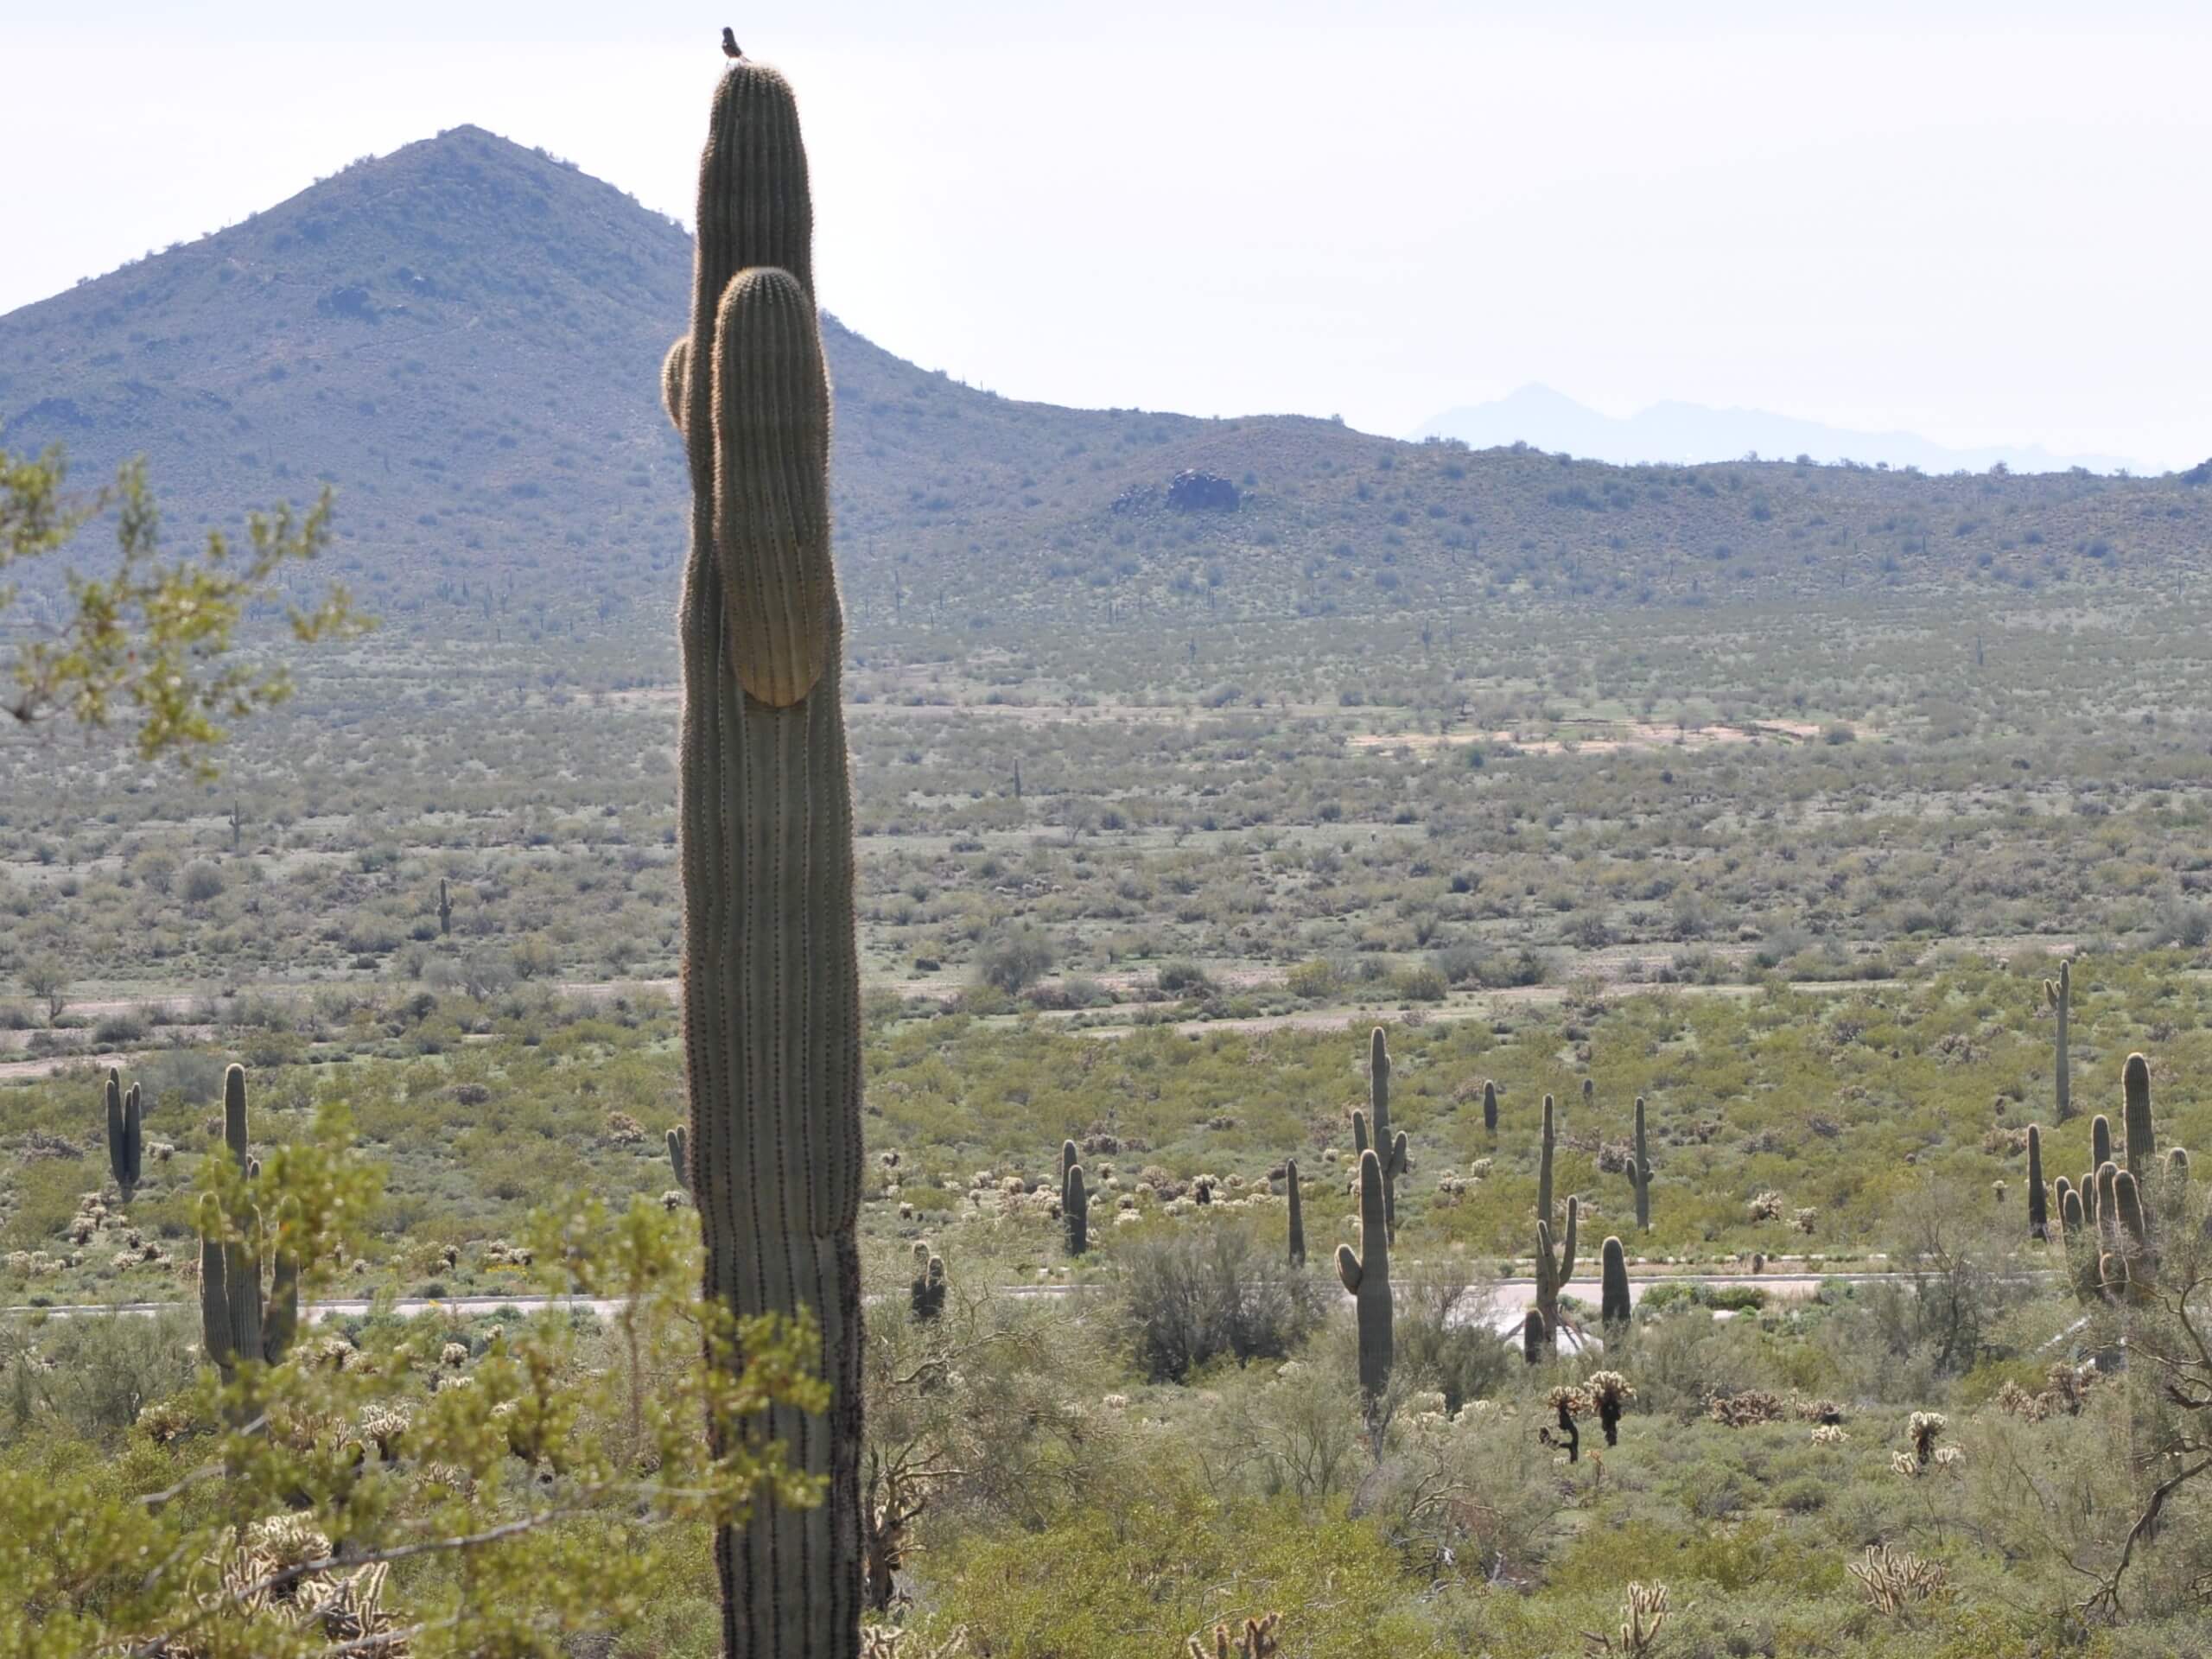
2 444 371 776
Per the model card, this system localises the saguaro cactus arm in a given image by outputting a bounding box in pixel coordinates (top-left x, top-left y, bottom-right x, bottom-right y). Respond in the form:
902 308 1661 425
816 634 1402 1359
2122 1052 2155 1175
1337 1147 1393 1400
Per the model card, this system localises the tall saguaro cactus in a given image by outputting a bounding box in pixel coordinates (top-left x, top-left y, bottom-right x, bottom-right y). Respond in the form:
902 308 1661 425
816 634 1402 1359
1335 1147 1394 1402
105 1068 142 1204
1352 1027 1408 1239
2046 962 2072 1122
667 60 862 1659
1625 1095 1652 1231
2025 1123 2047 1242
1284 1157 1305 1267
197 1064 298 1378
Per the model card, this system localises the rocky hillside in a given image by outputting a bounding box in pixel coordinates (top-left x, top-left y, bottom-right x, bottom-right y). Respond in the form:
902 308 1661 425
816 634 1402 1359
3 126 2208 645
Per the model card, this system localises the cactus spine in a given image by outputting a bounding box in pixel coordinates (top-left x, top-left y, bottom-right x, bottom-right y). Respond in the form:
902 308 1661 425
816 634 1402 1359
1482 1078 1497 1135
1335 1147 1394 1402
105 1068 142 1203
1285 1157 1305 1267
2046 961 2072 1122
2122 1052 2154 1175
669 60 861 1659
2025 1123 2047 1241
1600 1235 1630 1335
1626 1095 1651 1231
668 1124 690 1192
1063 1162 1090 1255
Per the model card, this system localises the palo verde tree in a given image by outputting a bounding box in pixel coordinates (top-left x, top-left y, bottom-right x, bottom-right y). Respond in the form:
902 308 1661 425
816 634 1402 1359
2 445 364 775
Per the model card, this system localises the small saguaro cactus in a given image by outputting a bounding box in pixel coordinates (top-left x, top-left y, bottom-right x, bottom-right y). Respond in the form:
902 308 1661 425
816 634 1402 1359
1522 1306 1547 1366
436 877 453 936
1600 1235 1631 1336
2045 961 2072 1122
1335 1147 1394 1402
105 1068 143 1203
1063 1162 1090 1255
910 1255 945 1322
1285 1157 1305 1267
668 1124 690 1192
2025 1123 2047 1241
2122 1052 2155 1176
1625 1095 1652 1231
1353 1027 1409 1240
2170 1146 2191 1185
197 1064 300 1378
1482 1078 1498 1135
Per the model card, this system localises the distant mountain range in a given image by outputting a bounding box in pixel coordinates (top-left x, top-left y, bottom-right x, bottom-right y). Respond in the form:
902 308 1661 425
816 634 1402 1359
1413 385 2141 476
3 127 2205 647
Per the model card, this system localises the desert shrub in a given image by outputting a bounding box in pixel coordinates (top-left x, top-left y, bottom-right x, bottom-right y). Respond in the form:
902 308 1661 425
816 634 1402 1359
1114 1222 1325 1383
976 925 1054 995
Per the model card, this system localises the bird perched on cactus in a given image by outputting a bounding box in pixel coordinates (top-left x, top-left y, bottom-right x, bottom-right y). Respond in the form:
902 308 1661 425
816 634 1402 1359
721 27 744 59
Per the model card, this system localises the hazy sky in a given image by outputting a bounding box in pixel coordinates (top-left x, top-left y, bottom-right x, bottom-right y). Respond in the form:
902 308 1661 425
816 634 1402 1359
6 1 2209 469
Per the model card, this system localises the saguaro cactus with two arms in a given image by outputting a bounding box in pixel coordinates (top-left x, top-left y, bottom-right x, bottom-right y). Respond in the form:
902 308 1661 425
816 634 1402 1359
667 59 863 1659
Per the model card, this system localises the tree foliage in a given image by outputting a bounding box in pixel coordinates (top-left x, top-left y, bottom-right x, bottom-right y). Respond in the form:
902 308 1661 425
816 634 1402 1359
2 445 366 776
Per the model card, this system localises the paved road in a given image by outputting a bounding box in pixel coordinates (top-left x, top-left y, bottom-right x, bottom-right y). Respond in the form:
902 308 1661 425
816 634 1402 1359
11 1268 2028 1327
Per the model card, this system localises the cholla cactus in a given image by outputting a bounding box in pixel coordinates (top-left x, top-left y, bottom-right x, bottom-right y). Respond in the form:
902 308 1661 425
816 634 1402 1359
1540 1383 1591 1462
1185 1611 1281 1659
1748 1191 1785 1223
1811 1424 1848 1446
1580 1581 1668 1658
1907 1411 1946 1466
137 1398 193 1446
359 1402 411 1460
1586 1370 1634 1446
1932 1445 1965 1471
1705 1389 1785 1427
440 1342 469 1369
1848 1545 1948 1617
